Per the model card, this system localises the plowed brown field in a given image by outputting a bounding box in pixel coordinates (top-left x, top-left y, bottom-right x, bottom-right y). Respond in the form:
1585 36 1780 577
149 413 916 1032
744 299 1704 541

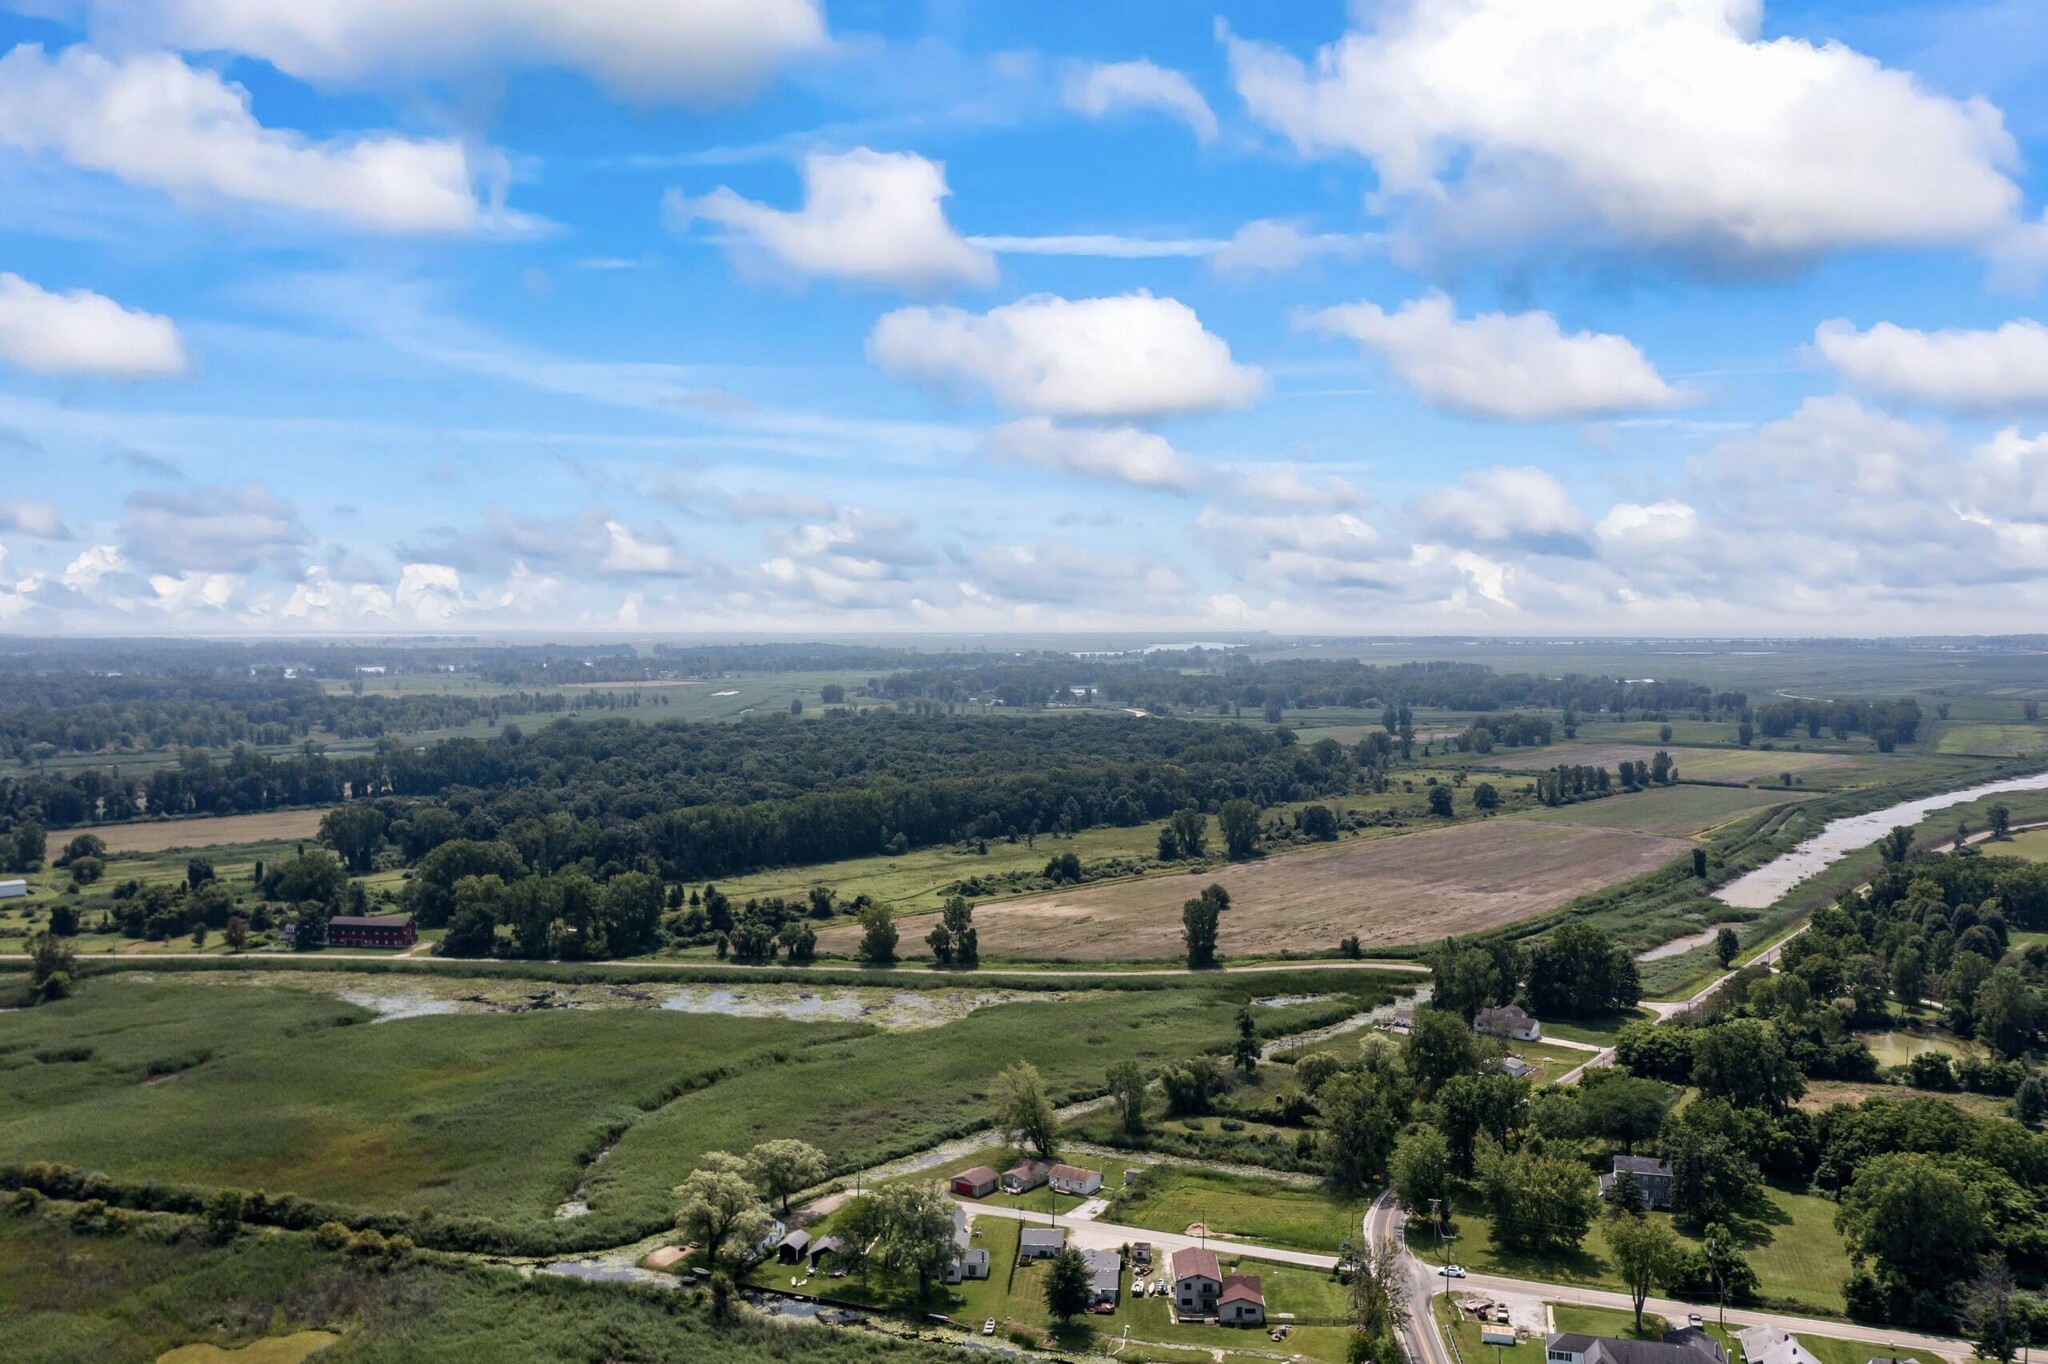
819 818 1689 962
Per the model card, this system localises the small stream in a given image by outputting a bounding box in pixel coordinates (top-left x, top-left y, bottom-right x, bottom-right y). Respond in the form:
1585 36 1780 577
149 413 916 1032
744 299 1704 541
1715 770 2048 908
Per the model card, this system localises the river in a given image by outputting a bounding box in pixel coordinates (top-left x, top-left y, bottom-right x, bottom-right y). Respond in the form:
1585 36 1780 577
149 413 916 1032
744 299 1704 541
1714 770 2048 909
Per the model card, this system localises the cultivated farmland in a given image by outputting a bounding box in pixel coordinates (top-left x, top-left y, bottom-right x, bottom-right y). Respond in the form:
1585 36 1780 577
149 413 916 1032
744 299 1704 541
830 818 1690 961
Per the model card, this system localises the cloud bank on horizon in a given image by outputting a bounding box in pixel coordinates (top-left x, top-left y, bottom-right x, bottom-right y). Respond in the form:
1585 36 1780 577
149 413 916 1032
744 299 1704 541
2 0 2048 635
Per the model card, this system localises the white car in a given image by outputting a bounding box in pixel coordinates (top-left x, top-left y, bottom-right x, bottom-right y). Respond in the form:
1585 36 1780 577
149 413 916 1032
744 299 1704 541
983 1319 996 1336
1688 1315 1704 1330
1438 1265 1467 1278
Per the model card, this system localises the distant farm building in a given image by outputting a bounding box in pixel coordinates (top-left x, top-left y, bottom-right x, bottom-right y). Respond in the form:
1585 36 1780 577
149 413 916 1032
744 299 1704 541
325 915 418 949
0 879 25 900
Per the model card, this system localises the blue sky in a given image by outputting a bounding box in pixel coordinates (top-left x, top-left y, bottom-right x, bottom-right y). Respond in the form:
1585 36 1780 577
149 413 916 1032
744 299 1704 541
2 0 2047 635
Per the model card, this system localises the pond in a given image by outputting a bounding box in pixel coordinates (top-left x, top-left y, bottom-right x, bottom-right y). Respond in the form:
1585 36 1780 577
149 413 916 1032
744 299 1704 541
1715 770 2048 909
131 971 1081 1031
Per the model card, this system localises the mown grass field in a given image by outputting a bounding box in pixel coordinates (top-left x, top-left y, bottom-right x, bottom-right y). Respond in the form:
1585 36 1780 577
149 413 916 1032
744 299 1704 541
2002 827 2048 861
827 818 1689 962
1423 1187 1853 1315
1932 720 2048 757
1105 1166 1358 1255
0 971 1396 1254
1512 785 1795 837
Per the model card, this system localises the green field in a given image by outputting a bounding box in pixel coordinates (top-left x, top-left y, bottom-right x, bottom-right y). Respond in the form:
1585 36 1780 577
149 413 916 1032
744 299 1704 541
1513 786 1794 837
2001 827 2048 861
1932 721 2048 757
1423 1186 1853 1314
1104 1166 1359 1256
0 1212 968 1364
0 971 1393 1255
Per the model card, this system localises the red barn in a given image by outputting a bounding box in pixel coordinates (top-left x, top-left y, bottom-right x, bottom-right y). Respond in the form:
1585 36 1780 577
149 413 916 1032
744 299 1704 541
326 915 418 949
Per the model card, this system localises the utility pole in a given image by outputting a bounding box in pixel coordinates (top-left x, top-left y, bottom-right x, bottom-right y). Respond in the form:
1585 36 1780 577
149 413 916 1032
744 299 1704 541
1430 1197 1449 1311
1704 1234 1727 1331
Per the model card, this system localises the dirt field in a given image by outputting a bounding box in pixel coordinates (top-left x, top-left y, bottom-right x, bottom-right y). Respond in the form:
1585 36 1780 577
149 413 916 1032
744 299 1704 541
1488 743 1858 785
46 807 333 858
820 819 1689 961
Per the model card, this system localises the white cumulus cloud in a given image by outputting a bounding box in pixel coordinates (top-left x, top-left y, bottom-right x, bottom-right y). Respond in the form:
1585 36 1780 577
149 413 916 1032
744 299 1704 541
0 496 72 538
62 544 124 588
1305 292 1686 420
986 417 1197 491
869 292 1267 421
1596 500 1700 551
0 44 517 234
672 149 994 293
1063 59 1218 143
1814 317 2048 413
63 0 827 105
1967 429 2048 520
1413 466 1590 551
0 272 189 378
1222 0 2027 267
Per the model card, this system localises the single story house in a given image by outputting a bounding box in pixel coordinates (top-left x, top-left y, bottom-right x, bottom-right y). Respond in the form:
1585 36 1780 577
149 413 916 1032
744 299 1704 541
0 878 26 900
1217 1273 1265 1327
1171 1246 1223 1317
1019 1227 1066 1260
951 1165 1000 1198
945 1203 989 1282
1081 1248 1120 1306
1049 1163 1103 1197
1476 1004 1542 1042
1001 1158 1054 1194
1598 1155 1676 1210
776 1229 811 1264
325 914 418 949
1737 1327 1819 1364
755 1219 787 1257
1546 1332 1725 1364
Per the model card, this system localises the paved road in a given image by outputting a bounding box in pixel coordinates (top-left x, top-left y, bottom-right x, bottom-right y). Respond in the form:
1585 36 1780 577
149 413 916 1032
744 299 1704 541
1365 1193 1972 1364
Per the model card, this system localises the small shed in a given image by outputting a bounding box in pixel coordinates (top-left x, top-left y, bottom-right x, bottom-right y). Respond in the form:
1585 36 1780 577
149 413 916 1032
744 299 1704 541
776 1229 812 1264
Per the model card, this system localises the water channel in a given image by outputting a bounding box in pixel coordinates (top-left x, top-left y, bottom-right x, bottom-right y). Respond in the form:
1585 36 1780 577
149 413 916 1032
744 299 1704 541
1714 770 2048 909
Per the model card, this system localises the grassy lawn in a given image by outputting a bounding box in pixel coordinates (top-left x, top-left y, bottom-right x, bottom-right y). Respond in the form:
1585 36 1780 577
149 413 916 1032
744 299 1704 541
1104 1166 1361 1257
1537 1012 1654 1048
1417 1187 1852 1316
1508 1040 1598 1082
